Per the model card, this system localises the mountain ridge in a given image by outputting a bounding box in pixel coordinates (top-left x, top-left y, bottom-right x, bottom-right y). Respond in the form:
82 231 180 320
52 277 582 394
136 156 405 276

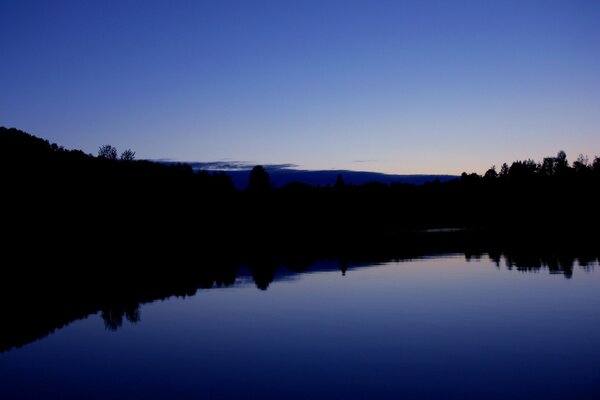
160 161 458 189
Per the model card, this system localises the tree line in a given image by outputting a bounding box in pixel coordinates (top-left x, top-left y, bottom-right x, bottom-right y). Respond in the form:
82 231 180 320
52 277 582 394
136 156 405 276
2 126 599 250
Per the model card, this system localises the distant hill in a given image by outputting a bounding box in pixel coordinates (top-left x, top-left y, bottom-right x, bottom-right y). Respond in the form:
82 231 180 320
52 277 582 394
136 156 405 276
229 169 458 190
161 161 458 189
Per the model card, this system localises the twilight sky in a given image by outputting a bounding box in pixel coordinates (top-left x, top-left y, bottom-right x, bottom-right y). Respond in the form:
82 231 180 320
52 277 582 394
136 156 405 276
1 0 599 174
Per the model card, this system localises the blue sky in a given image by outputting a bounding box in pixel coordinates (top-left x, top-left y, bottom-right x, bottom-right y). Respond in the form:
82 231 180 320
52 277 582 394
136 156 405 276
1 0 599 174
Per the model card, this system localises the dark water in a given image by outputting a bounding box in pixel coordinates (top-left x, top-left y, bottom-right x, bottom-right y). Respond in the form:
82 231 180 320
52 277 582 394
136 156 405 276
1 255 599 399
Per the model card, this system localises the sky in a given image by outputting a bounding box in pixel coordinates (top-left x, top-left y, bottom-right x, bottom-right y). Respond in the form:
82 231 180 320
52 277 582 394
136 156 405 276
1 0 599 174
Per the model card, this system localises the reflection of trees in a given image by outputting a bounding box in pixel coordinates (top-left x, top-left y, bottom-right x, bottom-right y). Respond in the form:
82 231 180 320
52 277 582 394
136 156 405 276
488 251 502 267
1 242 598 353
90 249 595 336
101 303 141 331
503 253 575 279
247 256 279 291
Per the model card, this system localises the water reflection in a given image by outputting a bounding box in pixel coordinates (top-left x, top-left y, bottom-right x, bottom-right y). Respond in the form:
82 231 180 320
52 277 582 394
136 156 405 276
101 303 140 331
1 245 598 354
2 247 600 400
473 251 596 279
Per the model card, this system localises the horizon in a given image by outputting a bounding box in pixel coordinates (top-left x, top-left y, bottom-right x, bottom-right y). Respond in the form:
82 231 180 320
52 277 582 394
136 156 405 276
154 159 460 174
2 1 599 175
1 124 590 177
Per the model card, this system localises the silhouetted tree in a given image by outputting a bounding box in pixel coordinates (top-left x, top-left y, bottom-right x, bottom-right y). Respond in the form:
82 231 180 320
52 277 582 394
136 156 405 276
508 159 538 179
541 151 569 176
50 143 65 152
247 165 270 193
572 153 591 176
461 172 481 184
120 149 135 161
98 145 117 160
484 166 498 180
593 156 600 173
334 173 346 190
556 150 569 175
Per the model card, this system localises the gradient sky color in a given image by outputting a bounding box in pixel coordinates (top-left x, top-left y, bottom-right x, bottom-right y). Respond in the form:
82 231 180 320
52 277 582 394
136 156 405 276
2 0 599 174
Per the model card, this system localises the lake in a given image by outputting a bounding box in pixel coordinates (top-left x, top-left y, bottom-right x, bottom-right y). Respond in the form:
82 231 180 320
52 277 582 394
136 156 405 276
1 254 599 399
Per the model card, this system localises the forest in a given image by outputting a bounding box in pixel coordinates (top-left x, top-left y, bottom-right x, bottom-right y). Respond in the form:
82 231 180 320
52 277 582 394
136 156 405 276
2 126 599 247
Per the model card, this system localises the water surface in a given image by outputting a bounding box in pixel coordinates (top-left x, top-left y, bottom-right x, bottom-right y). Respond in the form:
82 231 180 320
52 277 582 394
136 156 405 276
1 255 599 399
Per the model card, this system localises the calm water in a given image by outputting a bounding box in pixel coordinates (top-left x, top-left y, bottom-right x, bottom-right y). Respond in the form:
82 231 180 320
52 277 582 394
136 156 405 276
2 255 600 399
